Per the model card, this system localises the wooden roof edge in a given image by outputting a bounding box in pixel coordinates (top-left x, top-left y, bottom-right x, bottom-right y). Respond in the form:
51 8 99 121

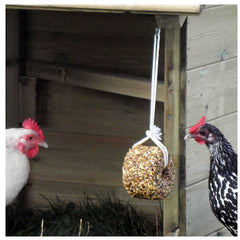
6 4 204 15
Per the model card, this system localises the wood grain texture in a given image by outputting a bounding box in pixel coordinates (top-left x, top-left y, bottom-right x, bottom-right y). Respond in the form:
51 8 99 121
186 5 237 70
18 77 37 123
186 58 237 127
6 10 20 128
178 69 187 236
185 6 237 235
24 10 165 79
186 112 237 186
37 80 164 138
6 66 19 127
185 179 225 236
23 130 163 215
28 131 135 186
20 78 166 214
25 61 165 102
7 4 202 15
163 25 181 236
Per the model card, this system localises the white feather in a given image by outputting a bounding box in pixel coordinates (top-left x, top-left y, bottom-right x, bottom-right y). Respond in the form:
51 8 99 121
6 128 35 205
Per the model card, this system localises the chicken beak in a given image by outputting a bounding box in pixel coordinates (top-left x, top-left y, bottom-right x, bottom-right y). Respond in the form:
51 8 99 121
38 141 48 148
184 133 192 140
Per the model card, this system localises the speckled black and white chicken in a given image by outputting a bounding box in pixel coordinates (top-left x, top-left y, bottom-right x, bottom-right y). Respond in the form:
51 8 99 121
185 116 238 236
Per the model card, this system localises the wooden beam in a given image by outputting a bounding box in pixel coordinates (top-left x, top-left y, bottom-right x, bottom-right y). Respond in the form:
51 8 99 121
156 15 187 29
6 4 203 15
156 15 180 29
24 61 165 102
163 20 181 236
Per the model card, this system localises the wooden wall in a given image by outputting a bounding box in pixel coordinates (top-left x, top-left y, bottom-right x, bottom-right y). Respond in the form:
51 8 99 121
23 10 164 80
6 9 167 217
24 81 165 215
6 10 21 128
7 6 237 236
185 5 237 236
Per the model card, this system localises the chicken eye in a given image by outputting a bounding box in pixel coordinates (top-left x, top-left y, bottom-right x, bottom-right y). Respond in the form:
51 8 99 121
199 131 205 136
29 136 33 140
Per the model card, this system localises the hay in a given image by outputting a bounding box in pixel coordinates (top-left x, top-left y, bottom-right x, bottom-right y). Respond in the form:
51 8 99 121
6 193 161 236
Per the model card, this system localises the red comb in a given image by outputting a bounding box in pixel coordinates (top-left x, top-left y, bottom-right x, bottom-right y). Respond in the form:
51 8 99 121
22 118 45 141
189 116 206 133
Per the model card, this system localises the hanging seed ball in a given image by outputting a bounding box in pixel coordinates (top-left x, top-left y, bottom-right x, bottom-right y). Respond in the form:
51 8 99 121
122 145 175 200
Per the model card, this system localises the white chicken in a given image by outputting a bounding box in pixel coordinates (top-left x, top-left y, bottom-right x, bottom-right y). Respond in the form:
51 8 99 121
6 118 48 205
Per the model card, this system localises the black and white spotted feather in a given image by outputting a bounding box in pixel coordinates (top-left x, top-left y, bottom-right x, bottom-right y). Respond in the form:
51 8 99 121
204 124 238 236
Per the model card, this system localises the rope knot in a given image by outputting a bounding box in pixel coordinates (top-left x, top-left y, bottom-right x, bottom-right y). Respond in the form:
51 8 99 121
132 28 169 169
149 125 162 141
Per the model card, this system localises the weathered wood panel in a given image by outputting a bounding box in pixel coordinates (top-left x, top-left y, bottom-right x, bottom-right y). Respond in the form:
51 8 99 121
207 227 232 236
6 66 19 128
186 179 225 236
186 58 237 127
24 10 165 80
38 80 164 138
18 77 37 123
23 130 163 215
187 5 237 70
25 61 165 102
179 69 187 236
186 112 237 186
185 4 237 236
163 25 181 236
7 4 202 15
25 10 155 37
29 131 133 185
6 10 20 128
19 77 166 214
14 9 168 226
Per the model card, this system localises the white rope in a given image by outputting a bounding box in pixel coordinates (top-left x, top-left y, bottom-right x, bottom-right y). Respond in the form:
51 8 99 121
133 28 169 168
150 28 160 132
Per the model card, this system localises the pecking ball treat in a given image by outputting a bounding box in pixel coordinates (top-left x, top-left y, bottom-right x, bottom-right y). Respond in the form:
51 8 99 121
122 145 175 200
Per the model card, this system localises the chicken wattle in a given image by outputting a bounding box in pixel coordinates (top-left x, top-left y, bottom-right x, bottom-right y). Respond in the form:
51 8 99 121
185 116 238 236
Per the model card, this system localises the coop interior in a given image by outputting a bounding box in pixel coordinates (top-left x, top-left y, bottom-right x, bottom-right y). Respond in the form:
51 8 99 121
6 9 171 216
7 5 237 237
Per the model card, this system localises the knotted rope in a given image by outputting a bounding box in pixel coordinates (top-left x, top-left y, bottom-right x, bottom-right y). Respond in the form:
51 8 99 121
133 28 169 168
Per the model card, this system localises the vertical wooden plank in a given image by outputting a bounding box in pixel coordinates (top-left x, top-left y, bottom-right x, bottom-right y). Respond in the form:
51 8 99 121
6 10 20 128
178 21 187 236
18 77 38 123
178 69 187 236
162 21 181 236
